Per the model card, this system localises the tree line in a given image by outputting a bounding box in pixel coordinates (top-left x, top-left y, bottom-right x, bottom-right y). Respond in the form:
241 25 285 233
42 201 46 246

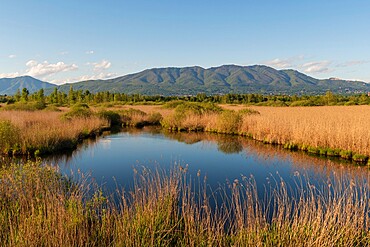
1 86 369 106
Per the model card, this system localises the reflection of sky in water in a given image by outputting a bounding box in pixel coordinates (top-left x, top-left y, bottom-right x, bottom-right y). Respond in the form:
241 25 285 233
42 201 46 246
47 128 368 195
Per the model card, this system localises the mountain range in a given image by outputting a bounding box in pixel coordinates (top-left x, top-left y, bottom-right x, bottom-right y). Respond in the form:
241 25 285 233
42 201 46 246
1 65 369 96
0 76 54 95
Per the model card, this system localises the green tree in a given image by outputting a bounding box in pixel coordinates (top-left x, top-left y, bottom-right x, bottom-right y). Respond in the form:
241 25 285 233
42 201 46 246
21 88 29 102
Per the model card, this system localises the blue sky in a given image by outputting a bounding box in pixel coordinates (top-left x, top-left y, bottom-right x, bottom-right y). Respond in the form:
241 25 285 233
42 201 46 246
1 0 369 84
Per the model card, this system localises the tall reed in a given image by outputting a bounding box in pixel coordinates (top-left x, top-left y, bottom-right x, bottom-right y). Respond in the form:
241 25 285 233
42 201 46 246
1 161 369 246
0 110 107 155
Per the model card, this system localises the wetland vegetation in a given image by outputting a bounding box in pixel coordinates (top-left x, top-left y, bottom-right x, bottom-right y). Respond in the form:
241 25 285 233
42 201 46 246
1 90 370 246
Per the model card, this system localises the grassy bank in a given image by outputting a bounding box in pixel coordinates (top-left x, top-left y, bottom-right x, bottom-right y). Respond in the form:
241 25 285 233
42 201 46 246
1 103 369 163
0 108 108 156
0 161 369 246
156 103 370 164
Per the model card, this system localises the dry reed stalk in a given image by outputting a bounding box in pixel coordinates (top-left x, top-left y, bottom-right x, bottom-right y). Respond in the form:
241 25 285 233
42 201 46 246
0 110 107 154
241 106 370 155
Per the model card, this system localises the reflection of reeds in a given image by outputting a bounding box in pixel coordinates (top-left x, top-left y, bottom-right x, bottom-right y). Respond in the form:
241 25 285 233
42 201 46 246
157 105 370 160
1 162 369 246
0 111 106 155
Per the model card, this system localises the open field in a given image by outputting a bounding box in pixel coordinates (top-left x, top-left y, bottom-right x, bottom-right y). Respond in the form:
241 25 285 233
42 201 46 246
1 161 369 246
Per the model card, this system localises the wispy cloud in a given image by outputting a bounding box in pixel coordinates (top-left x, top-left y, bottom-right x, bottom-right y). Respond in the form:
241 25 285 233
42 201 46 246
8 54 16 59
301 61 331 73
85 50 94 54
265 58 292 68
264 55 305 69
336 60 368 67
60 51 69 55
56 72 117 84
0 72 21 78
25 60 78 78
92 59 111 71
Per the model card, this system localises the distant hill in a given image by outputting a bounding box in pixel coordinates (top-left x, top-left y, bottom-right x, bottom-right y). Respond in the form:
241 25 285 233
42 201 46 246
2 65 370 96
0 76 54 95
54 65 370 95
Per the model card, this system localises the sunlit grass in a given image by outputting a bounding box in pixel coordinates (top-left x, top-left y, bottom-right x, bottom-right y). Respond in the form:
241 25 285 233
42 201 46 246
0 162 368 246
0 110 107 155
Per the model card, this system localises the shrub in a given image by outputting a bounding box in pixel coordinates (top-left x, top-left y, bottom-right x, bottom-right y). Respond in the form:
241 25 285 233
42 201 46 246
97 110 121 126
352 154 369 163
239 108 260 115
119 109 146 125
215 110 242 134
0 120 20 153
43 105 62 112
147 112 163 125
62 105 93 120
3 102 46 111
284 142 298 151
326 148 341 157
340 150 352 160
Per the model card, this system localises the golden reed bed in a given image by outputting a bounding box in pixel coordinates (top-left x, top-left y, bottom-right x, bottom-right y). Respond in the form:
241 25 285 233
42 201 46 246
121 104 370 157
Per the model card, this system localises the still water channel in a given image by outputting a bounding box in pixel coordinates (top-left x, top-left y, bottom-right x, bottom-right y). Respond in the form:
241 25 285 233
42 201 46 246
44 127 368 196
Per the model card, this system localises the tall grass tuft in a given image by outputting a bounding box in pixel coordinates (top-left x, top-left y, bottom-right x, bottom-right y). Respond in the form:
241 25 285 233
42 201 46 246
1 162 369 246
0 110 107 155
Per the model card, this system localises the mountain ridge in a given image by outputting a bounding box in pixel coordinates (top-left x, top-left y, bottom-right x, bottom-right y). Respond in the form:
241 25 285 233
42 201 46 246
0 76 54 95
1 65 369 95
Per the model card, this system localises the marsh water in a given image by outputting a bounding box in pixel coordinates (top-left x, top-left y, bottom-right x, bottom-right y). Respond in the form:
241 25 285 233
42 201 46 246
44 127 368 197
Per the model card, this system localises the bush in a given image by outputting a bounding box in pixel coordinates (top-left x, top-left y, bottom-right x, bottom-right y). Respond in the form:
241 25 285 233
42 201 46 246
239 108 260 116
174 102 222 115
326 148 341 157
352 154 369 163
43 105 62 112
215 110 242 134
0 120 20 154
97 110 121 126
147 112 163 125
339 150 352 160
3 102 46 111
62 105 93 120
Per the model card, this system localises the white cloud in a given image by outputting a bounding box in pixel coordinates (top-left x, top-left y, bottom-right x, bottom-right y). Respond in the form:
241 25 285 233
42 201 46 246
60 51 69 55
56 72 117 84
86 50 94 54
25 60 78 78
0 72 21 78
8 54 16 59
301 61 331 73
336 60 368 68
264 55 305 69
92 59 111 71
265 58 292 69
78 72 117 81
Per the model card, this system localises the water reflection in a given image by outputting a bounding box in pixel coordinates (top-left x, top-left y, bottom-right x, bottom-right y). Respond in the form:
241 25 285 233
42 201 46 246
41 127 368 195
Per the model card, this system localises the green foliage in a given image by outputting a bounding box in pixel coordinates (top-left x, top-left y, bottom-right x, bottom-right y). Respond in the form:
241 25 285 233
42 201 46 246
62 104 92 120
174 102 222 115
284 142 298 151
215 110 242 134
326 148 341 157
162 100 186 109
97 110 121 126
238 108 260 115
43 105 62 112
0 120 20 153
147 112 163 125
3 101 46 111
352 154 369 163
339 150 353 160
